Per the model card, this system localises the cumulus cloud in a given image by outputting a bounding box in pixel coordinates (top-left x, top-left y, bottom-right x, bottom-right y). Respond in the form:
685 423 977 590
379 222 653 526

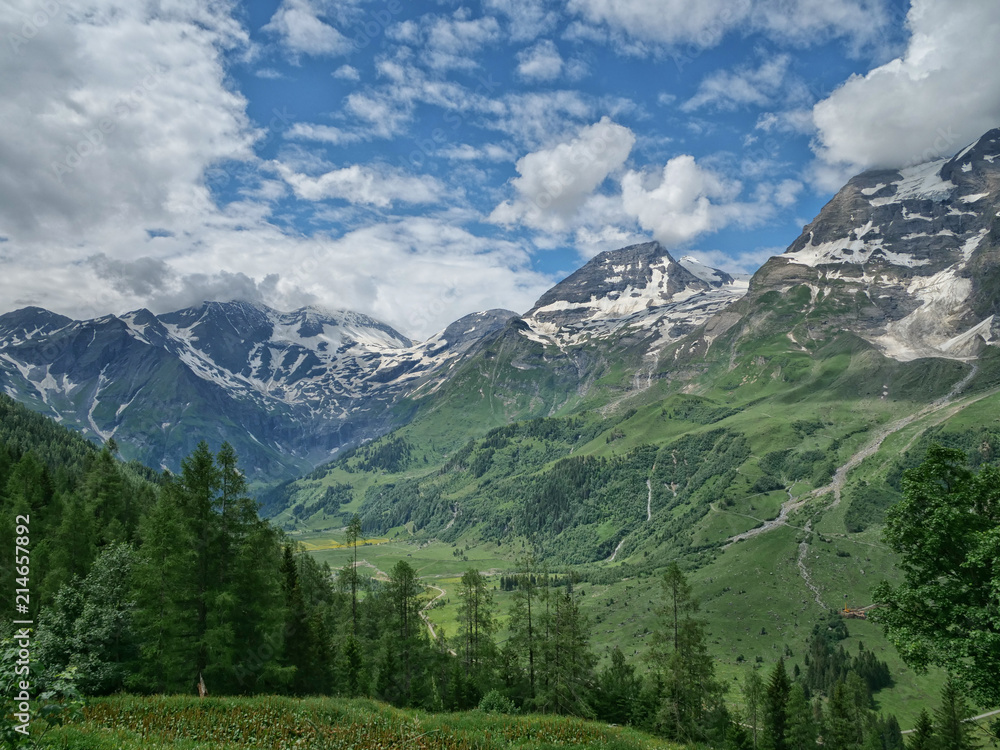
810 0 1000 187
490 117 635 233
0 0 556 339
483 0 559 41
516 40 564 81
286 123 362 145
333 64 361 81
620 156 743 247
262 0 354 59
567 0 893 52
275 163 444 206
682 54 791 112
388 9 500 71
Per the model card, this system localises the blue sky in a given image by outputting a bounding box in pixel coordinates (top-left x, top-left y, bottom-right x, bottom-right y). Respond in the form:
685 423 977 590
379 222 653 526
2 0 999 338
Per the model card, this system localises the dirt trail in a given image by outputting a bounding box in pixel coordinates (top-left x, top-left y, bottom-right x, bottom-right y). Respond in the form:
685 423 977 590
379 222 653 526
726 363 984 548
817 363 979 510
646 478 653 522
901 708 1000 735
796 521 827 609
420 584 447 641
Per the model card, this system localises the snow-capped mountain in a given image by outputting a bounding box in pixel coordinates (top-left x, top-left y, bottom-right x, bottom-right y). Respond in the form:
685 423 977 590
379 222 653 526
5 128 1000 480
521 242 747 349
748 128 1000 361
0 301 514 478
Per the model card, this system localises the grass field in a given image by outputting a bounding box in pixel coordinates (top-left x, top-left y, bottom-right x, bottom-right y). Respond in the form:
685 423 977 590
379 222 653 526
42 695 681 750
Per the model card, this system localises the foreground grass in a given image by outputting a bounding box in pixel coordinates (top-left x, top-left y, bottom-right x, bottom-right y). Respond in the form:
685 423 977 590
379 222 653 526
43 695 680 750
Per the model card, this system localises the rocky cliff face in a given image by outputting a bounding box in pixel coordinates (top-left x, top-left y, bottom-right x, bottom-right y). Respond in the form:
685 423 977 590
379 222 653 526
747 128 1000 360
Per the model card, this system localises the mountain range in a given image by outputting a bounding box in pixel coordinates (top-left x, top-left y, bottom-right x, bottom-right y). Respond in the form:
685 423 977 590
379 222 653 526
2 127 1000 486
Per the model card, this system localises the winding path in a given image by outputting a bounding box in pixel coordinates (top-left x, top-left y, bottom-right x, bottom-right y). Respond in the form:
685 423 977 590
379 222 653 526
646 478 653 522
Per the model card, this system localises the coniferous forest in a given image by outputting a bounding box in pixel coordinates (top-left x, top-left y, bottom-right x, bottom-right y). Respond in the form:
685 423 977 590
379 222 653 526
2 392 996 750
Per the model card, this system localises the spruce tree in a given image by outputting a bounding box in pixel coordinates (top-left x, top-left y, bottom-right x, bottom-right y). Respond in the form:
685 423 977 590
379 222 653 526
784 683 817 750
934 678 980 750
907 709 934 750
130 477 198 692
763 658 791 750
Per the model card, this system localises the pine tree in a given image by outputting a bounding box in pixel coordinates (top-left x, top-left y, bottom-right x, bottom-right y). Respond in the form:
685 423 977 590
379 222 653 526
651 562 727 743
784 683 817 750
345 515 363 634
934 678 980 750
536 585 597 717
763 659 791 750
280 544 314 694
509 557 540 702
130 477 198 693
907 709 934 750
595 645 641 725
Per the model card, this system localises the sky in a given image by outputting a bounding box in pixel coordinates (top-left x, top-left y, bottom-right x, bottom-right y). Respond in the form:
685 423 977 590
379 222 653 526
1 0 999 340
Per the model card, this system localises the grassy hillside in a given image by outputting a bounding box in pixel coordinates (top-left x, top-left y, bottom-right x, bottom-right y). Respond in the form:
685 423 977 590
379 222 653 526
43 695 681 749
265 328 1000 724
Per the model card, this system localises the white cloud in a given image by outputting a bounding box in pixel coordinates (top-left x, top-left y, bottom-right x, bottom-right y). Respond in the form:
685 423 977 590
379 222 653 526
0 0 255 246
811 0 1000 186
567 0 752 49
333 64 361 81
388 9 501 71
682 54 791 112
275 163 445 206
438 144 515 162
516 39 564 81
490 117 635 233
0 0 557 340
483 0 559 41
567 0 893 53
680 247 783 276
255 68 283 79
286 123 362 145
262 0 354 59
345 92 413 138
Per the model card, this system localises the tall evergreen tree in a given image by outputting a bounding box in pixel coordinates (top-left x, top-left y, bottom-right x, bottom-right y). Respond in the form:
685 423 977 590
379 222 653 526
934 678 980 750
509 557 540 702
784 683 817 750
651 562 727 743
595 645 641 726
130 477 198 693
457 568 497 688
536 584 596 717
763 659 791 750
907 709 935 750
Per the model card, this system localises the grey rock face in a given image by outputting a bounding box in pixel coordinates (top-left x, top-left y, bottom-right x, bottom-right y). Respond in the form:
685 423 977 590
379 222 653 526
749 127 1000 360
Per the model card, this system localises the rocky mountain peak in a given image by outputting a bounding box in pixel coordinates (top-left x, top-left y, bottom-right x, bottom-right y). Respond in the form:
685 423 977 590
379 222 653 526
521 240 746 348
747 127 1000 361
